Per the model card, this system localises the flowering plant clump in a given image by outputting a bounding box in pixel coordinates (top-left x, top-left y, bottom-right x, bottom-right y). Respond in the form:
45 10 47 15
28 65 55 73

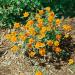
5 7 74 68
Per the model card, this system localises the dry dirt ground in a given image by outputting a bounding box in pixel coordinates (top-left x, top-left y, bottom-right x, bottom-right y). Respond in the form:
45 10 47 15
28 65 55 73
0 17 75 75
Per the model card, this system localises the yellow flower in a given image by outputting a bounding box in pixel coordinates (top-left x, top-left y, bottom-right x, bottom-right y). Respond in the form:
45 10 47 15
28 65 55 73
29 27 36 36
48 16 54 22
11 31 17 36
29 38 34 43
35 71 43 75
41 26 47 31
5 34 11 40
38 33 45 39
10 36 17 42
62 25 72 31
13 23 20 28
23 25 29 30
40 26 47 33
35 42 45 49
44 7 50 12
37 18 43 24
23 12 29 17
29 51 35 57
56 19 61 26
35 14 40 20
39 48 46 56
47 40 53 46
54 41 59 46
11 45 19 53
46 26 51 31
68 59 74 65
64 34 69 38
39 10 44 15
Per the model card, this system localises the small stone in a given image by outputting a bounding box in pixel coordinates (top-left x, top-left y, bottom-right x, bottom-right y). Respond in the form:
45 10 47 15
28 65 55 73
46 64 50 68
19 72 24 75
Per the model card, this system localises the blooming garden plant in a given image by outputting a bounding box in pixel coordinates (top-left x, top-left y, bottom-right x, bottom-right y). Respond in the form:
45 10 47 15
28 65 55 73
5 7 74 70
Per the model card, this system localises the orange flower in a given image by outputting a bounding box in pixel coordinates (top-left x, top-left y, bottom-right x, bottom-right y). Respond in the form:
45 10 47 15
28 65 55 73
23 12 29 17
54 47 61 53
56 19 61 25
56 34 61 40
25 32 30 37
62 25 72 31
11 45 19 53
10 36 17 42
19 35 26 41
35 70 43 75
13 23 20 28
27 43 32 48
23 25 29 30
45 7 50 12
39 10 44 15
27 20 34 25
29 38 34 43
29 51 35 57
39 48 46 56
35 42 45 49
50 11 55 17
37 23 43 28
47 40 53 46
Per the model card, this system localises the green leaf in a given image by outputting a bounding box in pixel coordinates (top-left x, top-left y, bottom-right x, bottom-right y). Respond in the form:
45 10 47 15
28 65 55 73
55 30 61 34
15 0 18 3
0 14 3 20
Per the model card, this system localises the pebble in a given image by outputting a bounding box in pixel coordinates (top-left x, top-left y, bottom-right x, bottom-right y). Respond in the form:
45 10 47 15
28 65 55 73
19 72 24 75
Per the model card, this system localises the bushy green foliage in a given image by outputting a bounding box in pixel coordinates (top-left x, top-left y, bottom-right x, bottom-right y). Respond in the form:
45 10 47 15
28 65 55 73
41 0 75 18
0 0 41 28
0 0 75 28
